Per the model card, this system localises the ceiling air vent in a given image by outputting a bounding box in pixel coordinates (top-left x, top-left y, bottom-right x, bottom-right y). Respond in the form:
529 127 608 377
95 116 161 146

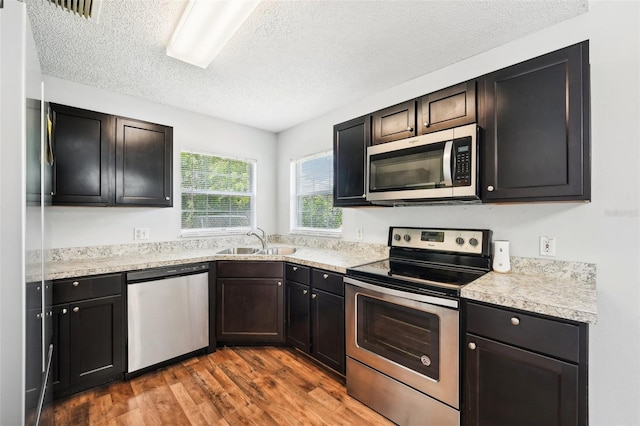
46 0 102 20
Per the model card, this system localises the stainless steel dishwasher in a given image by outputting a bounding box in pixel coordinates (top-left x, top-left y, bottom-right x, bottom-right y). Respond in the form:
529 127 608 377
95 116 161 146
126 263 209 375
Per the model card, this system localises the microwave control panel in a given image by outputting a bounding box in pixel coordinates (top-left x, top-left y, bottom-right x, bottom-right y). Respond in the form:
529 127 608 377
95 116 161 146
452 136 472 186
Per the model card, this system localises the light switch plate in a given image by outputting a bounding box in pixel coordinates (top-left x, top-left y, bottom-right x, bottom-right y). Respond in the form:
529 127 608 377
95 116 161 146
134 228 150 240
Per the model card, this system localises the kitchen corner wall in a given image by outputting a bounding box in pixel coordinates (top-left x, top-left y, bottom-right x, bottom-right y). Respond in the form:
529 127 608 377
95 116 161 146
44 76 278 248
276 2 640 425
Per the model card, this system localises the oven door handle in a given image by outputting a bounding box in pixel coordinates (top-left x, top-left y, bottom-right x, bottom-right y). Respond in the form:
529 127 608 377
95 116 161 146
443 140 453 187
344 277 458 309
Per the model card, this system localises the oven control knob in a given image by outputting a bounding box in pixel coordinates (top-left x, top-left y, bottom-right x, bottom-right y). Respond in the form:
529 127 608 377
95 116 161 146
403 234 411 242
469 238 479 247
394 234 401 241
456 237 465 245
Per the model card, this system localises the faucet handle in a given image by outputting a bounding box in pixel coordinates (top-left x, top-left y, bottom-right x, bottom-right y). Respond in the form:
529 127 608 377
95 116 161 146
256 227 266 238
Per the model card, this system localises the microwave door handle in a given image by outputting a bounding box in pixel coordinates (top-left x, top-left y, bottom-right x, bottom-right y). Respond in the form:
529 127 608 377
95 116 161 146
443 140 453 187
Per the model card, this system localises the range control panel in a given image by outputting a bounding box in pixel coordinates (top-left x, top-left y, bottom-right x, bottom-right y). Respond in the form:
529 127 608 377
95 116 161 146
389 227 491 255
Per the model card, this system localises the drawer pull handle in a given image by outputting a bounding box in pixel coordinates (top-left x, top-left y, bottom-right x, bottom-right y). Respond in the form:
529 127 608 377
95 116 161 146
278 282 282 286
323 274 328 279
468 342 476 350
510 317 520 326
62 308 67 315
72 281 79 287
36 313 41 319
73 307 79 313
312 294 317 299
292 266 298 271
303 289 308 295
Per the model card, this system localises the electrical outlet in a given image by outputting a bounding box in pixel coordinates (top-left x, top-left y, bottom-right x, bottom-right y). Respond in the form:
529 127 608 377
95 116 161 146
539 236 556 256
356 228 364 240
134 228 150 240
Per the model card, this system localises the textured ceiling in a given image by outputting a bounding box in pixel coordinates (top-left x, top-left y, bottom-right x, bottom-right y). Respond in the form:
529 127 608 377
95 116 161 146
25 0 588 133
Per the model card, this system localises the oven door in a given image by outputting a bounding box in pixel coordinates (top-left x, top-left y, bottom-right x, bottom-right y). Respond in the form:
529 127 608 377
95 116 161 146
345 278 459 409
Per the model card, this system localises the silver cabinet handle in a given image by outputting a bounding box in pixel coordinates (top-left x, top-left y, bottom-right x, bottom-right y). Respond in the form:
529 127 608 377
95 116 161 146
468 342 477 350
407 126 413 132
312 294 317 299
36 286 41 291
323 274 328 279
73 307 79 313
277 282 282 286
302 289 308 295
62 308 67 315
424 122 430 128
292 266 298 271
487 185 495 192
510 317 520 326
36 313 42 319
165 196 170 201
72 281 79 287
48 311 53 317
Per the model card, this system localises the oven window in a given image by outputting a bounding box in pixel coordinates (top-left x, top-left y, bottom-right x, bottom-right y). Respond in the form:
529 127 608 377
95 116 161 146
357 294 440 380
369 142 446 192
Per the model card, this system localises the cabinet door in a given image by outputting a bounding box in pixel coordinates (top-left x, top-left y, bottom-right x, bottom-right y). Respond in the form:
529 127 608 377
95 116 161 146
480 41 590 202
25 308 43 410
50 304 70 394
115 117 173 206
371 101 416 145
216 278 285 343
333 116 371 206
286 281 310 352
311 289 345 374
464 334 579 426
50 104 113 205
417 81 476 134
68 295 124 387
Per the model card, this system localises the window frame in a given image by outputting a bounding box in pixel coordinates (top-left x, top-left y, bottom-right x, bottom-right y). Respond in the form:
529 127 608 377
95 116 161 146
289 150 342 237
180 150 257 237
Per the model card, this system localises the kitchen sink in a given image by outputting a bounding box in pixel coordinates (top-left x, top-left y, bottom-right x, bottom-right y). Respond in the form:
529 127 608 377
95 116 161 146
259 247 296 255
217 247 261 255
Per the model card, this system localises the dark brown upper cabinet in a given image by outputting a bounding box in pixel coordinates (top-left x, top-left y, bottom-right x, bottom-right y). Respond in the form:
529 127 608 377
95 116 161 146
417 81 476 135
115 118 173 207
479 41 590 202
371 100 416 145
51 104 113 206
333 115 371 207
50 103 172 207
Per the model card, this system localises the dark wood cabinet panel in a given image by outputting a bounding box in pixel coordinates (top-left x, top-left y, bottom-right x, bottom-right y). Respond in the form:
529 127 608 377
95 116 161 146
371 101 416 145
25 308 43 409
286 280 310 352
115 117 172 206
285 263 310 285
333 115 371 206
463 301 588 426
50 103 113 205
218 261 283 278
311 289 345 374
480 41 590 202
417 81 476 134
50 103 173 207
311 269 344 296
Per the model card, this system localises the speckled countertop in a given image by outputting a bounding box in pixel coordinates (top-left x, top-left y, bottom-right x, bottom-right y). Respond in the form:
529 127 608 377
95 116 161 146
461 257 597 324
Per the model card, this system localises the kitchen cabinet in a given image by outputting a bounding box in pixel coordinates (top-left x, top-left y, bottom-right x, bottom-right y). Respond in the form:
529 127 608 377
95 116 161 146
51 273 125 398
417 81 476 135
50 103 173 207
479 41 590 202
333 115 371 207
371 100 416 145
216 261 285 343
463 301 588 426
286 263 345 374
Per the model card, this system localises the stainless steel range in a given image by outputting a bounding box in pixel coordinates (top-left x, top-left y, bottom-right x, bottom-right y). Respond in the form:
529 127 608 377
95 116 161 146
345 226 492 426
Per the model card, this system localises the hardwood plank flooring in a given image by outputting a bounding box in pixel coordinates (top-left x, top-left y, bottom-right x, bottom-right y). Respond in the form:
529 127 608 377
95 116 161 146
40 347 394 425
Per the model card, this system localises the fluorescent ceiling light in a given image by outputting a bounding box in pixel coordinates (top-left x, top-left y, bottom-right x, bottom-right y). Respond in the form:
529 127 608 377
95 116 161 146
167 0 261 69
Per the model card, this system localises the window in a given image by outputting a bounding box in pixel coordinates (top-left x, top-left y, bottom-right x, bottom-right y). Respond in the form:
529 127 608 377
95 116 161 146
181 151 256 235
290 151 342 235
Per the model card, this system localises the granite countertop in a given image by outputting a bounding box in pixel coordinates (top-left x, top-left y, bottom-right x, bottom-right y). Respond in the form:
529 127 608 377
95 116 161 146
29 244 386 282
461 258 597 324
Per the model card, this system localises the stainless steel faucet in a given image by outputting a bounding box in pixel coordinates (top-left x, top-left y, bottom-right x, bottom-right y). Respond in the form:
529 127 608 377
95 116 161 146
247 227 267 250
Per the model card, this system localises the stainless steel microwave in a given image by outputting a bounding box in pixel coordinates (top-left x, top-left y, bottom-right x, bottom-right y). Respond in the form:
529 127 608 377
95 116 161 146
366 123 479 204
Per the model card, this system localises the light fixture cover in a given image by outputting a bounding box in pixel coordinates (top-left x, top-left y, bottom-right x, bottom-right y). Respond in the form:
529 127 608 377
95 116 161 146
167 0 261 69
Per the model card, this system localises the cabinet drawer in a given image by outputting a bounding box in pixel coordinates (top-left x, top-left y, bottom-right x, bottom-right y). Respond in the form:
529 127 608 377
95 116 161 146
217 261 283 278
466 302 580 363
286 263 310 284
53 273 123 304
311 269 344 296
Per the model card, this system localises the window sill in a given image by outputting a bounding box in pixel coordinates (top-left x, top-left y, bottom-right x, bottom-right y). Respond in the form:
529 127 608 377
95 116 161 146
180 228 251 238
289 229 342 239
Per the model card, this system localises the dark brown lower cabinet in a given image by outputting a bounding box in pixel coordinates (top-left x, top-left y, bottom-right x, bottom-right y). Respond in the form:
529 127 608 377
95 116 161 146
216 261 285 343
311 288 345 374
464 301 588 426
286 280 310 351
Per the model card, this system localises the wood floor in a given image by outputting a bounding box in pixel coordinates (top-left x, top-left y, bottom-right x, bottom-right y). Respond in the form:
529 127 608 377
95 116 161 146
40 347 395 425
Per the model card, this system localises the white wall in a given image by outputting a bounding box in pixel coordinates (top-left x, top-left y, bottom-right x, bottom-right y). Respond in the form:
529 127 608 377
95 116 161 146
44 76 278 248
276 2 640 425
